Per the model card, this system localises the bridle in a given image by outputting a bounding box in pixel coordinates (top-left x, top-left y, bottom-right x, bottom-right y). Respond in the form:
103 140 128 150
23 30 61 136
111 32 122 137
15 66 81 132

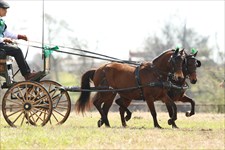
150 49 184 82
183 55 201 79
168 50 184 75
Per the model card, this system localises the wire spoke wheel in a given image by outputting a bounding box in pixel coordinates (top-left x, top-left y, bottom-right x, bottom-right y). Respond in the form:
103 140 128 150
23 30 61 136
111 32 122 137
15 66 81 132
2 81 52 127
40 80 71 125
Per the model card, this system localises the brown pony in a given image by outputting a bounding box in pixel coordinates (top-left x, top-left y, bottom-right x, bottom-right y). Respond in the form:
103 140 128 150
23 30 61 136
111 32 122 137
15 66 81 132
75 49 185 128
115 50 201 128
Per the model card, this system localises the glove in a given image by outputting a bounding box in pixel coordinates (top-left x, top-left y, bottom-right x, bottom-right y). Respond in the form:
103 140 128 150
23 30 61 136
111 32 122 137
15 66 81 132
18 34 28 41
3 38 13 43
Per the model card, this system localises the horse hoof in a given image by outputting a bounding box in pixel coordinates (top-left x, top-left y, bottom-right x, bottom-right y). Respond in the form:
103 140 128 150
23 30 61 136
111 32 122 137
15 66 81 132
172 125 179 129
125 113 132 121
125 116 131 121
105 124 111 128
185 112 191 117
122 124 127 128
155 125 163 129
97 120 103 127
168 119 173 125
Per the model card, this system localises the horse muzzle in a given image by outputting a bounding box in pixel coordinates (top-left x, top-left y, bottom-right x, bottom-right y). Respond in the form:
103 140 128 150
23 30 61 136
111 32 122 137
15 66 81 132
189 72 197 84
174 70 184 81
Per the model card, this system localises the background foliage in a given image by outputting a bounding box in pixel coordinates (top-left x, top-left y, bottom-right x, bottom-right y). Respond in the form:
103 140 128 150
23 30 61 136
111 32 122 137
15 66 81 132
0 14 224 112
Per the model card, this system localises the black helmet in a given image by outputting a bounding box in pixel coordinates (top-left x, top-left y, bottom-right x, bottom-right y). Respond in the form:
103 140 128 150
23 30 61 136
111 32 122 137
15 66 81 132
0 0 10 9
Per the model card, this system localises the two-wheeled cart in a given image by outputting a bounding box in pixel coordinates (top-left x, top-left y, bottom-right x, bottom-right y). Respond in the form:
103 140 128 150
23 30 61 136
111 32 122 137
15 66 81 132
0 46 71 127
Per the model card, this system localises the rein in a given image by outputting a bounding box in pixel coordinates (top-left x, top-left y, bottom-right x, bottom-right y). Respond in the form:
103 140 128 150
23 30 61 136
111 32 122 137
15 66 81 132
60 81 189 93
16 41 141 65
149 64 174 81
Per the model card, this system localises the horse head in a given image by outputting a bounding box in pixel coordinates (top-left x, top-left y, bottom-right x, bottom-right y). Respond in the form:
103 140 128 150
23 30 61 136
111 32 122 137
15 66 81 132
152 48 185 81
168 48 185 81
183 50 201 84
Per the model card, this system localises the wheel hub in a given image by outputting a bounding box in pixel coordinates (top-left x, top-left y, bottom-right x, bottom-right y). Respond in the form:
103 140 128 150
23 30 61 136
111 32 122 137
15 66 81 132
24 102 32 111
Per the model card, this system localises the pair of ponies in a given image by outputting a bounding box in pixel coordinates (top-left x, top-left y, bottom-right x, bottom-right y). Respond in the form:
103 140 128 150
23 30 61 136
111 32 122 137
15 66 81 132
75 48 201 128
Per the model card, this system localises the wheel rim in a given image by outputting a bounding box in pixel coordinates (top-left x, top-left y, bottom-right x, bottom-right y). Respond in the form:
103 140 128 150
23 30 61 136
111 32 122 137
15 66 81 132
40 80 71 125
2 81 52 127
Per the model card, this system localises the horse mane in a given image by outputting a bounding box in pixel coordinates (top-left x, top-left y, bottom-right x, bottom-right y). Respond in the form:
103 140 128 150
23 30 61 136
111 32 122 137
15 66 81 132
152 49 174 63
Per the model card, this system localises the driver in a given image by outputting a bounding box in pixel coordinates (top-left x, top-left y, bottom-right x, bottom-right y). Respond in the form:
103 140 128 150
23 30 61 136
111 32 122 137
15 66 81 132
0 0 40 80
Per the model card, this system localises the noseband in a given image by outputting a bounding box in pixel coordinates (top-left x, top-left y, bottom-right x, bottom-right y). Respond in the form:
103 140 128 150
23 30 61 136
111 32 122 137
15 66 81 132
183 56 201 77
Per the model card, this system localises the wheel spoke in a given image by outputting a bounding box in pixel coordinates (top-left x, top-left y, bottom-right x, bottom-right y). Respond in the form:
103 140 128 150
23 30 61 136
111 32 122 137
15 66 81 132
53 109 65 117
51 112 59 122
7 109 24 117
52 94 61 102
25 85 29 101
20 113 26 126
33 107 50 115
5 98 23 105
54 105 68 109
12 111 24 124
30 110 44 122
35 111 43 123
32 95 49 105
57 100 69 103
49 89 57 98
26 86 36 101
48 83 52 93
5 105 21 110
33 103 51 109
30 89 42 102
49 117 52 125
11 93 24 103
43 109 47 123
17 87 26 102
29 111 37 124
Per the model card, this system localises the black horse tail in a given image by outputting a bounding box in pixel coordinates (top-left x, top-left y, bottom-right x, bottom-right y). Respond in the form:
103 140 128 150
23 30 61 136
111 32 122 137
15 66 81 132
75 69 96 114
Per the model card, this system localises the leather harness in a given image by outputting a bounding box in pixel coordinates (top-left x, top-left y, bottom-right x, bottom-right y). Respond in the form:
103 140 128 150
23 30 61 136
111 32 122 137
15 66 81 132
134 64 145 101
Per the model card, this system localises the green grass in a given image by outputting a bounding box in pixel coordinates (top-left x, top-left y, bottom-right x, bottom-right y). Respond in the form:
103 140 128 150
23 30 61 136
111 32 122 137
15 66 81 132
1 112 224 149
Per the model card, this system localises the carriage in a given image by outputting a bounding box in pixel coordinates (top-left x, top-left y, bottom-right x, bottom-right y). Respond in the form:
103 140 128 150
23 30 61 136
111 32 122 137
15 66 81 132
0 46 71 127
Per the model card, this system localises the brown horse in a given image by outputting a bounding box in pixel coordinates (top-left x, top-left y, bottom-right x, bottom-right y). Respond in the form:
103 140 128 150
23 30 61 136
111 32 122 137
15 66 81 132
75 49 185 128
115 50 201 128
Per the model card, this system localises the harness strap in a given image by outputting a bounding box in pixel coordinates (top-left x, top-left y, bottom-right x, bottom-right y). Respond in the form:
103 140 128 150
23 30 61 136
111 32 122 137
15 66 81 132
134 64 145 101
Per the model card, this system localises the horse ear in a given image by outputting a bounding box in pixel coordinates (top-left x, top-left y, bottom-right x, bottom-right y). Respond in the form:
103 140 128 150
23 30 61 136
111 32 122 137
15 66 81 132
179 48 186 58
174 48 179 55
196 60 201 67
193 51 198 57
180 48 185 54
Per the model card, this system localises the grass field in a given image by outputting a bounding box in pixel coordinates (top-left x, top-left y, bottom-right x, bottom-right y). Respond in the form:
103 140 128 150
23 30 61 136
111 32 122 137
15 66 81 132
1 111 224 150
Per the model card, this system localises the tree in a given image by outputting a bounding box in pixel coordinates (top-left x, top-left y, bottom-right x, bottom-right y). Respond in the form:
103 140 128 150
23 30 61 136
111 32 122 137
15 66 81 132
44 13 73 81
137 16 224 108
143 19 214 63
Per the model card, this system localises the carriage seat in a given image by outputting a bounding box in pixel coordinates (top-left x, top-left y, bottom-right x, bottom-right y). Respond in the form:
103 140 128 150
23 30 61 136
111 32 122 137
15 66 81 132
0 49 14 88
0 49 7 73
0 49 13 73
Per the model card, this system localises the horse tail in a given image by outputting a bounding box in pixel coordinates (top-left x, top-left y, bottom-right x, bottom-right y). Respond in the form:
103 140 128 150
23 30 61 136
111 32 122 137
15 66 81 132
75 69 95 114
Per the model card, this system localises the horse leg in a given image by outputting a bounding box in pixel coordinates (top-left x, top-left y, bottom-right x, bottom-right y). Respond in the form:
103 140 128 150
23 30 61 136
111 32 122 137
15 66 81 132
165 103 178 128
163 95 178 128
93 93 107 127
115 97 132 120
101 93 116 127
180 94 195 117
115 97 132 127
146 98 162 128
